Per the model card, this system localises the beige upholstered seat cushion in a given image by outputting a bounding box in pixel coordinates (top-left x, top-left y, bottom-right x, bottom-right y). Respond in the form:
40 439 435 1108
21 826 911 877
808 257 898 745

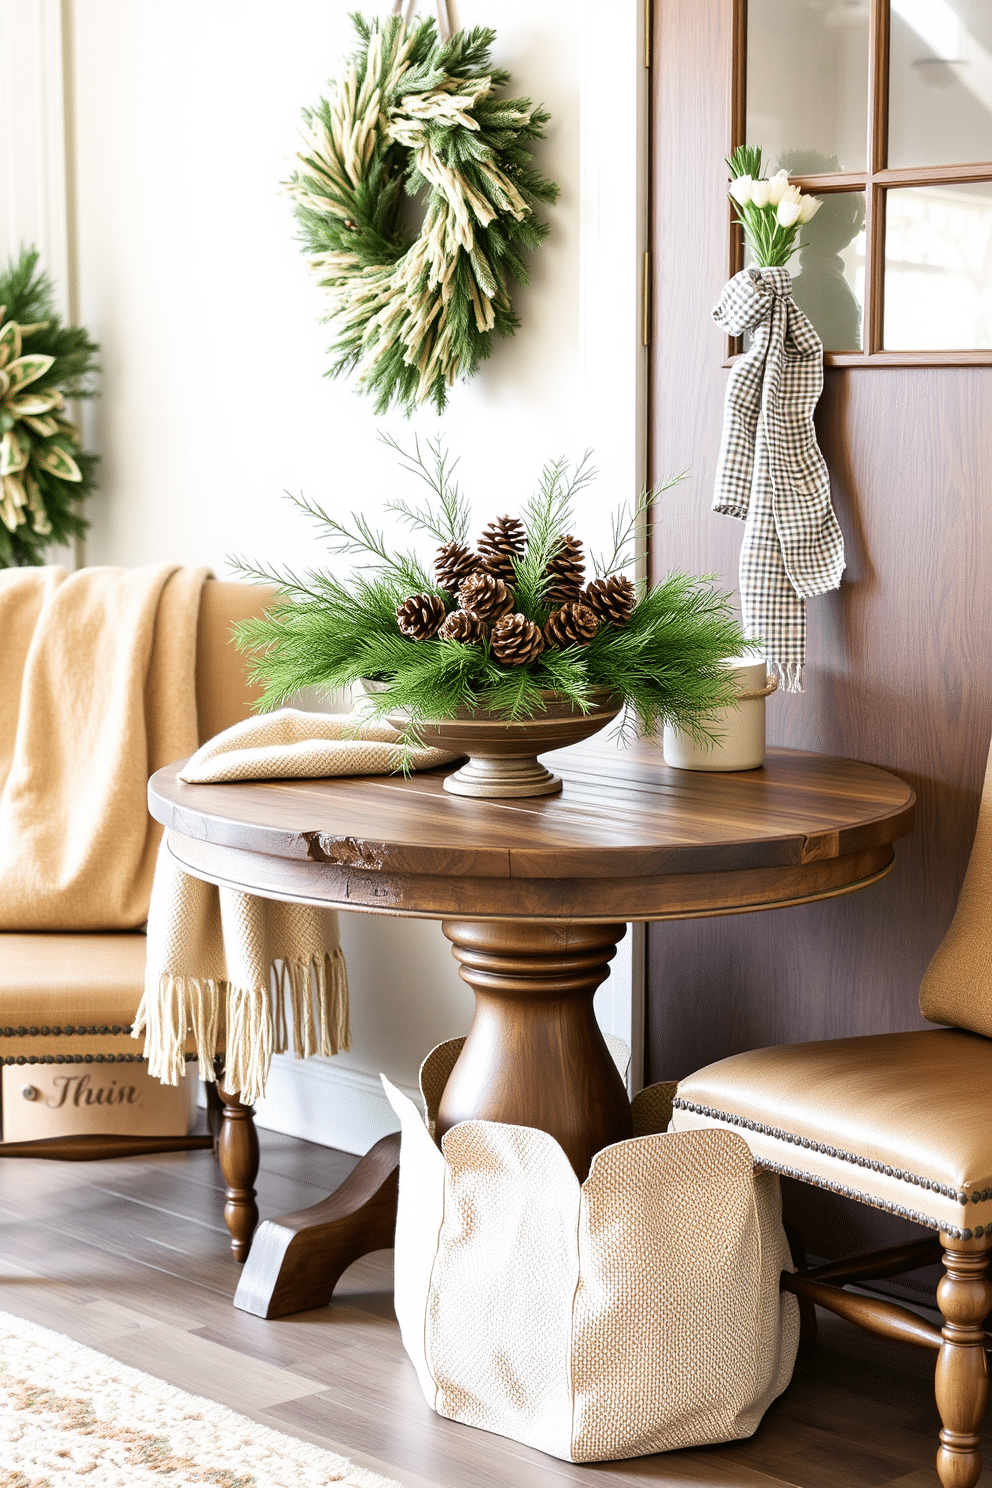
671 1027 992 1239
0 932 202 1068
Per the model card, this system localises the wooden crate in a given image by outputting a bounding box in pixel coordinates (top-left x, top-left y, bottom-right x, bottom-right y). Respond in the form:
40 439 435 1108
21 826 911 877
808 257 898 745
1 1064 196 1142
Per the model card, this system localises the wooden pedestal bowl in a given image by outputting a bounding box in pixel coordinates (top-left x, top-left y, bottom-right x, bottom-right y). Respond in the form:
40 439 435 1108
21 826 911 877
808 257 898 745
382 687 623 799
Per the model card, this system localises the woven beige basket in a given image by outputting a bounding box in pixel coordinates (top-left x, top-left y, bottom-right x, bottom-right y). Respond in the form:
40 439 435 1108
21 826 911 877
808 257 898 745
381 1041 798 1464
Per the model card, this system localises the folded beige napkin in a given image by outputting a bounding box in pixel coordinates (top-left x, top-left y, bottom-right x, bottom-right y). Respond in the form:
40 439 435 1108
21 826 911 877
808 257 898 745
178 706 457 783
137 708 457 1103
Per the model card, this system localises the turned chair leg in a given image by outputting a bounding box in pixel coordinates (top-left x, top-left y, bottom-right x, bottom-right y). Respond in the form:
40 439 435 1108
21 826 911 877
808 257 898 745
217 1082 260 1264
783 1218 818 1356
935 1232 992 1488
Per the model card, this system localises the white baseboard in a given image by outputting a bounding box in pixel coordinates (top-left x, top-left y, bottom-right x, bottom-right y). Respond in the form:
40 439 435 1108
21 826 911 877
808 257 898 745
250 1055 419 1156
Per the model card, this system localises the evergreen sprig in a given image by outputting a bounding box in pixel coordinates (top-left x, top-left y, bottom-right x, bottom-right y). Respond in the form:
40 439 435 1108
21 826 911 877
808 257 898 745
380 432 470 547
511 453 597 616
590 472 687 581
0 247 99 565
726 144 762 181
232 446 749 759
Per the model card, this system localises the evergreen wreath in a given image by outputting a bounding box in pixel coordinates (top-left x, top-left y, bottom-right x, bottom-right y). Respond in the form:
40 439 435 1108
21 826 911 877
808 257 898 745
287 13 559 416
0 248 99 567
233 439 750 761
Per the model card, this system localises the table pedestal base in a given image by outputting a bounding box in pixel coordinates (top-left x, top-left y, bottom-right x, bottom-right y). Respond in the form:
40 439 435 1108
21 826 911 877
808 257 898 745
233 1132 400 1318
232 918 631 1316
438 919 633 1179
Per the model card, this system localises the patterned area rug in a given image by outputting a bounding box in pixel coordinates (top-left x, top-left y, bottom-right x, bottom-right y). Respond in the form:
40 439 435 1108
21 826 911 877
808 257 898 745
0 1312 404 1488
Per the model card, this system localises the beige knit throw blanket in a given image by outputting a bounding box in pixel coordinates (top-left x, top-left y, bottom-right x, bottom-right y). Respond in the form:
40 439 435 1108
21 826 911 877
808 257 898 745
136 709 456 1103
0 564 208 930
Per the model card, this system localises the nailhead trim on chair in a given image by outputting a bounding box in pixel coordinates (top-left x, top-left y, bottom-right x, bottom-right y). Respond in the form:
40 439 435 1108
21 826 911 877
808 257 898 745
1 1025 131 1037
673 1097 992 1209
0 1052 197 1066
756 1157 976 1241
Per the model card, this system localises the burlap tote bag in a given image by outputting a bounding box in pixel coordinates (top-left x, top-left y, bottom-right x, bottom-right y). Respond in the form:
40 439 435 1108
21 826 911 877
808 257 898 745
381 1040 798 1464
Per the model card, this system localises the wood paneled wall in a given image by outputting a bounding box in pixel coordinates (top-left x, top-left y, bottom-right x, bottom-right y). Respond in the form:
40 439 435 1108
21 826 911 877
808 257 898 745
647 0 992 1263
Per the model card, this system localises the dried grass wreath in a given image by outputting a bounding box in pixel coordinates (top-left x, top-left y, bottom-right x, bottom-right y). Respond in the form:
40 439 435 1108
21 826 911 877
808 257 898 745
287 10 559 416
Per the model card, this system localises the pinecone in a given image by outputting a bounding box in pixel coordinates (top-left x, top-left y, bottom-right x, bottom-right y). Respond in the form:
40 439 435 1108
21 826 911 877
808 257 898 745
477 515 526 585
584 574 636 627
479 549 517 585
396 592 446 640
479 514 527 558
458 570 515 623
543 601 599 649
491 613 545 666
544 534 586 605
438 610 489 645
435 540 478 596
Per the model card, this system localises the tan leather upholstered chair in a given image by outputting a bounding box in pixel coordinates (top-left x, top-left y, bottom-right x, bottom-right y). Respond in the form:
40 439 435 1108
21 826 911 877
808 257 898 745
672 737 992 1488
0 580 276 1262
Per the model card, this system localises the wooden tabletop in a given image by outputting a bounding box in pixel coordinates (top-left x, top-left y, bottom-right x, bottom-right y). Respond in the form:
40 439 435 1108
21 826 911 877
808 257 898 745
149 738 915 923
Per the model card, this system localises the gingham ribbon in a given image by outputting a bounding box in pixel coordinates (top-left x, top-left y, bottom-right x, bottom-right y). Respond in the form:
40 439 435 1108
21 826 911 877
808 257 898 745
712 267 845 692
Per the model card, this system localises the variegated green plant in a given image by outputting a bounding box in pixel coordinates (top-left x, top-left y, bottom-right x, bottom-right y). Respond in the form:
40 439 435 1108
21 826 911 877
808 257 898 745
0 248 99 565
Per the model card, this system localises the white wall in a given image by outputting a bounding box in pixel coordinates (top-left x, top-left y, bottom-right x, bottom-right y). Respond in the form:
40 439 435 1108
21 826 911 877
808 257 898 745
0 0 70 313
3 0 647 1150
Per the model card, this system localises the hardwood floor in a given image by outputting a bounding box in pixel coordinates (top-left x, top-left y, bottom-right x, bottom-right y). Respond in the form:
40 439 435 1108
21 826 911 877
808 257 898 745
0 1130 988 1487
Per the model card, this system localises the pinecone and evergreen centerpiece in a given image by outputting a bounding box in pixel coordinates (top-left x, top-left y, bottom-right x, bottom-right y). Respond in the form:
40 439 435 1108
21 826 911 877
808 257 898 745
234 439 749 798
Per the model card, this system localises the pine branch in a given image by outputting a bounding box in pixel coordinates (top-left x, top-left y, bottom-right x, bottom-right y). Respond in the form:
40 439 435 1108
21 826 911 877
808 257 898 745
379 432 471 546
288 490 391 563
277 490 435 593
513 452 595 614
590 471 687 579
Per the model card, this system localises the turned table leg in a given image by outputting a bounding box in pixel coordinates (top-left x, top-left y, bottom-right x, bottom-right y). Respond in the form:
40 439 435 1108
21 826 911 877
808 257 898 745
437 919 632 1179
935 1232 992 1488
217 1083 260 1263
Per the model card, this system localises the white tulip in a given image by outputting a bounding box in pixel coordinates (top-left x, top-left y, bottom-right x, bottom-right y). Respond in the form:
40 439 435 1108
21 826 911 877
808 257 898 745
781 184 802 207
729 175 754 205
798 193 822 223
751 179 771 208
776 199 802 227
766 170 791 205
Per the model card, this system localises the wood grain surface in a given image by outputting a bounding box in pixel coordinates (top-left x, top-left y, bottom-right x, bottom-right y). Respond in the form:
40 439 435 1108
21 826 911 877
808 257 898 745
647 0 992 1273
149 740 913 924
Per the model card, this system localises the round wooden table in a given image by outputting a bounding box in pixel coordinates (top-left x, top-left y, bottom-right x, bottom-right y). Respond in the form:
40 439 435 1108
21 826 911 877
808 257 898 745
149 736 914 1318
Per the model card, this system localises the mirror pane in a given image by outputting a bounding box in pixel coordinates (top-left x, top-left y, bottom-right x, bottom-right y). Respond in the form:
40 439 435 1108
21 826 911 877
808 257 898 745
889 0 992 168
743 191 866 351
747 0 869 173
884 183 992 349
